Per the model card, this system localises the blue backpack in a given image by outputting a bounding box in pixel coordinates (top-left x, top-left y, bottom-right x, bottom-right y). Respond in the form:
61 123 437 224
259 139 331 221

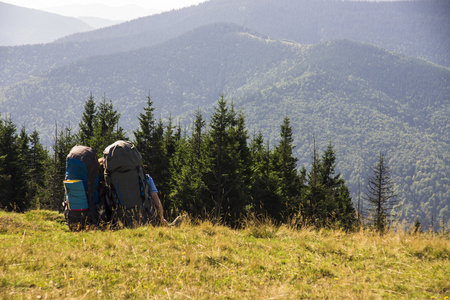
64 145 100 230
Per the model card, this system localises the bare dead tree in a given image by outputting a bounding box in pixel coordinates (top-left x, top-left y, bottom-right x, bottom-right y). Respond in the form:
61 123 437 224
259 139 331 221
365 152 398 233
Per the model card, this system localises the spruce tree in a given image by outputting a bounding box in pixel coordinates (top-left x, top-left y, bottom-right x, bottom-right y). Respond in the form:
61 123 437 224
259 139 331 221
50 124 77 210
169 111 210 217
318 143 353 227
133 96 171 206
305 142 356 228
249 132 281 220
134 94 157 165
304 143 326 224
91 96 126 154
158 116 179 208
0 118 29 211
147 119 167 192
206 96 250 225
271 116 303 221
78 93 97 146
226 110 251 223
29 130 51 208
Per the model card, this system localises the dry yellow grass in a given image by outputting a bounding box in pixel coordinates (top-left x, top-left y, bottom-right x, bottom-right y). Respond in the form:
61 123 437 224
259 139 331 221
0 210 449 299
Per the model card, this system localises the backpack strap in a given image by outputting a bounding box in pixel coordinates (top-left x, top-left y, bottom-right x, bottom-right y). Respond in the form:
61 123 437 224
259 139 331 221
86 180 96 222
137 166 155 217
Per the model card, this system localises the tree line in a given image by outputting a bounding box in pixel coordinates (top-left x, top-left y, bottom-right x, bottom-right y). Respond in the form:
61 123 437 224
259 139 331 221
0 94 398 231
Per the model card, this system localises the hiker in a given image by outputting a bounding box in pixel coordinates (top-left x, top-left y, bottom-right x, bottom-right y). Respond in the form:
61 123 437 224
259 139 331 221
102 140 180 227
144 172 169 226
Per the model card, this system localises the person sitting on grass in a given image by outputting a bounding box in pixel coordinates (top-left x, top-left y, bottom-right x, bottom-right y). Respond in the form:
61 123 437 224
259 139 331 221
144 172 169 226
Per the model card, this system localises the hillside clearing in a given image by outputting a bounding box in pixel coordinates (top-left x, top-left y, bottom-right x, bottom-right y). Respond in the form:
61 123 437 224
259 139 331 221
0 210 449 299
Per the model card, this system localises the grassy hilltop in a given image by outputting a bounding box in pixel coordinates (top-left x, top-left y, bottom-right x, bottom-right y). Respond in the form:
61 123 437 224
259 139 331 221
0 210 449 299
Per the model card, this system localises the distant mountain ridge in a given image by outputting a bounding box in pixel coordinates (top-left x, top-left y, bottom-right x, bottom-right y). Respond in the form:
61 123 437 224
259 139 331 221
0 2 93 46
78 17 123 29
55 0 450 67
0 0 448 89
47 4 161 22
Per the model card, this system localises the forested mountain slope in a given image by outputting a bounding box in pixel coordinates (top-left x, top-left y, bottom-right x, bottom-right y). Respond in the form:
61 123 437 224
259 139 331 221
0 23 448 229
1 0 448 88
228 40 450 230
0 2 92 46
0 24 296 136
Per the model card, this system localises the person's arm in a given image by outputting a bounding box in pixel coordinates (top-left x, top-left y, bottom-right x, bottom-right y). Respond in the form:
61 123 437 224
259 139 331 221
151 192 169 226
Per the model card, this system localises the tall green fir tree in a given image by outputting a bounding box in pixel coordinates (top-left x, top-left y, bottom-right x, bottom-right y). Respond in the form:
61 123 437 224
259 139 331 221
206 96 251 225
170 109 211 218
78 93 97 146
158 116 180 208
133 94 157 166
317 143 356 229
51 123 77 210
0 117 30 211
91 96 126 154
304 141 326 224
304 142 356 229
29 130 51 208
271 116 304 221
249 132 282 221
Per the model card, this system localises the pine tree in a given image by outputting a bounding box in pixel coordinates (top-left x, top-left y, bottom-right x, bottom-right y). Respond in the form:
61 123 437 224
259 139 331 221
249 132 281 220
133 94 157 166
0 118 30 211
319 143 355 228
365 152 398 233
206 96 251 225
158 116 179 208
226 110 252 223
304 140 326 224
304 142 356 228
29 130 51 208
271 116 304 221
169 110 210 218
50 124 77 210
147 119 166 193
91 96 126 154
78 93 97 146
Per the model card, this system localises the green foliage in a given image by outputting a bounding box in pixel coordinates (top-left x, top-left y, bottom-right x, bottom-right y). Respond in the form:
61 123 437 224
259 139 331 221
133 94 157 166
0 118 52 211
205 96 252 225
271 116 304 220
28 130 52 209
248 132 282 221
78 93 96 146
50 124 77 210
169 110 211 219
301 142 356 229
0 118 29 211
77 94 127 155
91 96 126 154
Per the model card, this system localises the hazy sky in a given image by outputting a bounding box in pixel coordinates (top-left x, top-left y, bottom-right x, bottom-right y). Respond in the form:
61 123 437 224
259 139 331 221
3 0 208 20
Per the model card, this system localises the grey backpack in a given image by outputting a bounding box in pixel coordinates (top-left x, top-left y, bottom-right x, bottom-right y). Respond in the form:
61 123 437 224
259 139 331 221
103 140 154 226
